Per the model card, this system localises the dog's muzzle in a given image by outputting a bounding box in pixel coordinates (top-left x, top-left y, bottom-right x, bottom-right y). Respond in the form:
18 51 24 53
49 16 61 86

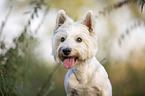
62 48 71 56
60 47 79 69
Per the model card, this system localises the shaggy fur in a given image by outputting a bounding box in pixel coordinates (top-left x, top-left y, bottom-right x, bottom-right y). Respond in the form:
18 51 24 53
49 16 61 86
52 10 112 96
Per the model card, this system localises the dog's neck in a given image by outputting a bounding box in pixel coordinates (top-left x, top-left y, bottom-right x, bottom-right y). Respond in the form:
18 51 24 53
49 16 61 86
72 56 98 84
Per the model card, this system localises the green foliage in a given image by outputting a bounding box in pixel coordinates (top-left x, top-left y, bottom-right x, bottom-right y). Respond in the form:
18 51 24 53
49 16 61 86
0 48 22 96
0 35 56 96
0 0 145 96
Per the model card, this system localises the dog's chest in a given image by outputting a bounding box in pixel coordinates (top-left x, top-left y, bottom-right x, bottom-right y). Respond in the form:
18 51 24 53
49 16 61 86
64 57 108 96
66 68 103 96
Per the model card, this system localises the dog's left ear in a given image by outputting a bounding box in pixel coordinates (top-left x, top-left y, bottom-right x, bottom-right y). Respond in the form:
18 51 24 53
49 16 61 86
83 10 94 33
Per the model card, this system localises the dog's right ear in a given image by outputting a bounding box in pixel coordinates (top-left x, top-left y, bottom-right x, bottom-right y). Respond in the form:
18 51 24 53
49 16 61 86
54 10 73 32
56 10 67 28
54 10 67 32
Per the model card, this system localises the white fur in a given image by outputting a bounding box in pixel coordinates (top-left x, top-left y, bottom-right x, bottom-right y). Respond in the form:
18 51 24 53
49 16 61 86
64 57 112 96
52 10 112 96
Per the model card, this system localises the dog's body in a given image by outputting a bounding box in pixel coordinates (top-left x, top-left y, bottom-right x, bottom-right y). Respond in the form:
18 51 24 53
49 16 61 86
65 56 112 96
52 10 112 96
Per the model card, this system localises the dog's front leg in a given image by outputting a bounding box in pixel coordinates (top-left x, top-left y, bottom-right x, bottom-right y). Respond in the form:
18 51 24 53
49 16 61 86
67 89 78 96
71 89 78 96
66 93 77 96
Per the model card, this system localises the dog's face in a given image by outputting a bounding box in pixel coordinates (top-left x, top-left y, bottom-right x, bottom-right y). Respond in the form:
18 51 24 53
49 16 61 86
52 10 98 69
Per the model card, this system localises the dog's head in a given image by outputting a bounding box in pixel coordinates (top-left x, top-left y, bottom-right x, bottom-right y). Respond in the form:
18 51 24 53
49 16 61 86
52 10 98 69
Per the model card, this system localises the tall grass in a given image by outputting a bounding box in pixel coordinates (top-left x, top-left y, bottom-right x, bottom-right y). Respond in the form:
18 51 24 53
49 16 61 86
0 0 145 96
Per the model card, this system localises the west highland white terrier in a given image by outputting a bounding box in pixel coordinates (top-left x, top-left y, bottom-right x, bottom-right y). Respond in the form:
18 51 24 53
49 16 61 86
52 10 112 96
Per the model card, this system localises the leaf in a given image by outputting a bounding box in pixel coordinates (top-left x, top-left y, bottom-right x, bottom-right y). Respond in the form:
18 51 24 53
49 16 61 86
141 2 144 12
29 1 37 4
23 11 31 15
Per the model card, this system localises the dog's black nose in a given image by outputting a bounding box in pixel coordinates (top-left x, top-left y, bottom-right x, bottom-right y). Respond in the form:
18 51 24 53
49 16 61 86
62 48 71 55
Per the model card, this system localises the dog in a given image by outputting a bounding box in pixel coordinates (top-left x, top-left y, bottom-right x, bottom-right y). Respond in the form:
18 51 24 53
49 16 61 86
52 10 112 96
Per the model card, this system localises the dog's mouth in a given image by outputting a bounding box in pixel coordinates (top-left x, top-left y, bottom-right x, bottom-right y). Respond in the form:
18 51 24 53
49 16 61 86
62 56 78 69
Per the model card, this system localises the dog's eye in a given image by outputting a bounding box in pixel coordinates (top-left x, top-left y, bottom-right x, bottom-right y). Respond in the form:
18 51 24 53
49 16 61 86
76 37 82 43
61 37 65 42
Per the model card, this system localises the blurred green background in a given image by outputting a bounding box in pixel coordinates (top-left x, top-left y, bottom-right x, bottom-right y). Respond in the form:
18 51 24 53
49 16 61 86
0 0 145 96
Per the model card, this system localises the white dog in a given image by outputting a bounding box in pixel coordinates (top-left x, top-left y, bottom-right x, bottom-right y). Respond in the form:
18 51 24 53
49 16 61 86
52 10 112 96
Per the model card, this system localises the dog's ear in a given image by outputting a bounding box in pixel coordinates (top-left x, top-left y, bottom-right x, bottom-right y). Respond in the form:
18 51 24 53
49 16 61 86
54 10 70 32
83 10 94 33
56 10 67 28
54 10 73 32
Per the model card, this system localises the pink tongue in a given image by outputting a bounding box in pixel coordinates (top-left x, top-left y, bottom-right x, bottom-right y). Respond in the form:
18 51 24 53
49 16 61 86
63 58 75 69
